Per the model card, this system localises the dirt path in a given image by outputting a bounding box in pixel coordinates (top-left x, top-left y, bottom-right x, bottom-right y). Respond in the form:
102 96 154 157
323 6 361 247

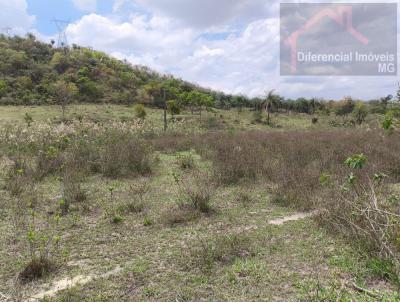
26 266 123 301
267 211 319 225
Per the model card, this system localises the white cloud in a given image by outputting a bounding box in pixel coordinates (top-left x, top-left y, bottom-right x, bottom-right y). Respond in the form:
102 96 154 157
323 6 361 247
68 8 395 99
67 13 281 96
0 0 35 35
72 0 97 12
112 0 127 12
67 14 194 56
132 0 277 29
62 1 398 99
193 46 224 58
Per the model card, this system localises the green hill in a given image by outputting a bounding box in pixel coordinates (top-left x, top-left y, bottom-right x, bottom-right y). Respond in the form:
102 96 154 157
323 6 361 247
0 34 235 107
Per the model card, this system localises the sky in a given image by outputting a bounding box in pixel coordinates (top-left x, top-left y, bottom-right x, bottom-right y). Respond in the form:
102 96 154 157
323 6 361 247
0 0 398 100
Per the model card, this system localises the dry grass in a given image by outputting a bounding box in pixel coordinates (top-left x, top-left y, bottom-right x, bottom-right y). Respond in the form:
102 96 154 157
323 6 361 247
186 234 255 271
1 109 400 299
176 170 216 214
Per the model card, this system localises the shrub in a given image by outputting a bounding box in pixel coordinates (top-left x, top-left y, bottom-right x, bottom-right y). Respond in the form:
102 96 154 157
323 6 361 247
101 132 153 178
174 170 216 213
66 136 102 175
15 188 62 283
161 206 200 226
24 113 33 127
35 144 64 180
187 234 254 271
175 151 195 170
193 129 400 209
252 110 263 124
321 156 400 276
207 133 267 185
4 160 33 196
60 161 86 215
134 104 147 119
19 258 54 283
122 181 150 214
352 101 368 125
112 215 124 224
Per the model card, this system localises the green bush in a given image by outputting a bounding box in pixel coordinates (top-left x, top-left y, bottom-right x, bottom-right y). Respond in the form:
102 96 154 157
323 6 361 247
175 151 195 169
134 104 147 119
101 131 153 178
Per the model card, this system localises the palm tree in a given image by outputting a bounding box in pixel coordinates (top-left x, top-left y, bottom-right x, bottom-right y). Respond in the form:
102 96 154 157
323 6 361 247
263 90 280 125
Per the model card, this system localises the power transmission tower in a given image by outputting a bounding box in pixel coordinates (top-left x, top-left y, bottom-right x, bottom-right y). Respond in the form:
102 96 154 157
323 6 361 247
1 27 12 37
52 19 70 48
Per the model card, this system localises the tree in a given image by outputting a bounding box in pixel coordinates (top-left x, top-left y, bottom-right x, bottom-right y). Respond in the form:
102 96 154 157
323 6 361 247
232 95 247 112
352 101 368 125
188 91 214 117
264 90 280 125
167 100 180 118
51 80 78 121
50 52 70 74
380 95 392 110
143 81 164 108
182 90 209 115
335 97 355 120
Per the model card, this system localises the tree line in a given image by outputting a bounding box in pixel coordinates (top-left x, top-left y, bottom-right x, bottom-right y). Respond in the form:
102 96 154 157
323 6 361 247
0 34 398 119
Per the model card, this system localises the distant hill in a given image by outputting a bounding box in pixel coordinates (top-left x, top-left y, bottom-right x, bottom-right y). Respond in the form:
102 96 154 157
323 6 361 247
0 34 239 108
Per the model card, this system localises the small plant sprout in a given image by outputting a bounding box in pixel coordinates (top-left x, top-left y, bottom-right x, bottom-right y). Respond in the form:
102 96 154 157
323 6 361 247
345 173 356 186
382 114 395 133
388 194 400 205
143 216 152 226
59 198 68 215
319 173 331 186
107 182 120 203
112 215 124 224
345 154 367 169
373 172 388 185
103 182 124 223
24 113 33 127
171 171 181 185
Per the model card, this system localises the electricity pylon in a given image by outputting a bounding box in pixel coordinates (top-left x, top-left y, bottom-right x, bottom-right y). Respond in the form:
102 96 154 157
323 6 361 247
1 27 12 37
52 19 70 48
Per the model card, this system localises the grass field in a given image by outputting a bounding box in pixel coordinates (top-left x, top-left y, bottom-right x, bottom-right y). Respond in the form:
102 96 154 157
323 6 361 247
0 105 399 301
0 104 381 130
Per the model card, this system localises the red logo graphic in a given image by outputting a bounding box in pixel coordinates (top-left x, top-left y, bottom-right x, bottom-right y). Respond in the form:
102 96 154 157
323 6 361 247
284 5 369 74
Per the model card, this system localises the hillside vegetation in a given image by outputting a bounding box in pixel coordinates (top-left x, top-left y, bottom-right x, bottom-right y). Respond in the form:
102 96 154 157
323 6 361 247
0 34 225 107
2 34 398 119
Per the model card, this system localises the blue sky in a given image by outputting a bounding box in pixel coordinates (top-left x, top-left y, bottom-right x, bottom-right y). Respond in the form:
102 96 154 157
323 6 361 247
1 0 398 100
27 1 101 35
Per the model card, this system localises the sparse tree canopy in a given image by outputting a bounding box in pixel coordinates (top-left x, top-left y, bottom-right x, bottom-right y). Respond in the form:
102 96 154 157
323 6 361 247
50 80 78 120
167 100 180 116
352 101 368 125
335 97 355 117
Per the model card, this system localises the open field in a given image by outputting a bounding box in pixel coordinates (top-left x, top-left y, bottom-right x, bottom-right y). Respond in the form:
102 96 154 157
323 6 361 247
0 105 399 301
0 104 383 130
